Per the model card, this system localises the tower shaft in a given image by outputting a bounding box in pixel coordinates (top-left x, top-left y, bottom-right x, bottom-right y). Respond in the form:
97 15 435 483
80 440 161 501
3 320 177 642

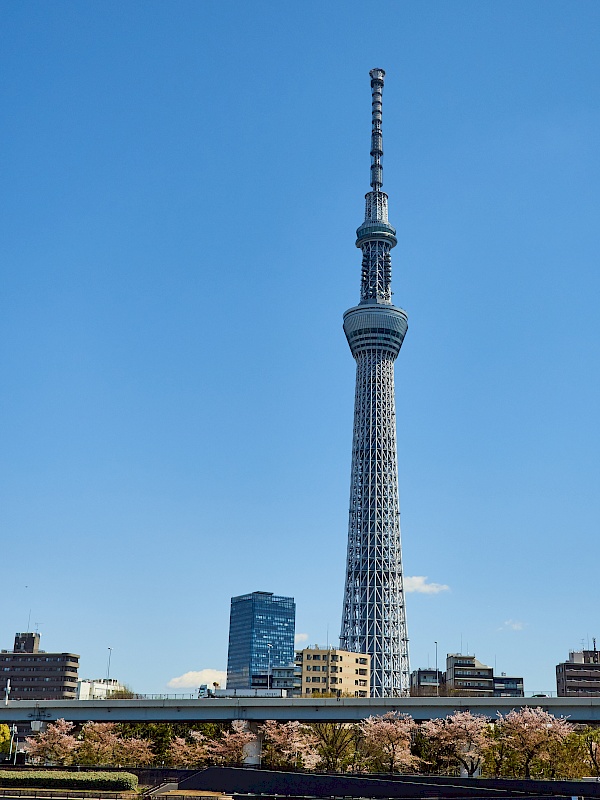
340 69 409 697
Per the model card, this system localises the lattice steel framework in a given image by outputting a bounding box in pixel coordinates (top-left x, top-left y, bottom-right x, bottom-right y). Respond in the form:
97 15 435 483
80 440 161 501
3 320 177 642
340 69 410 697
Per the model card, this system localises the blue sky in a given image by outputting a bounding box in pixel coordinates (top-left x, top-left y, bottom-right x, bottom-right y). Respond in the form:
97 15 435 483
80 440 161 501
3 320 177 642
1 0 599 695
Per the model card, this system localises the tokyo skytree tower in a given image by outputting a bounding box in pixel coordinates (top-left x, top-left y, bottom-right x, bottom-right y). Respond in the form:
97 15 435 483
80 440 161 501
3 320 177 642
339 69 409 697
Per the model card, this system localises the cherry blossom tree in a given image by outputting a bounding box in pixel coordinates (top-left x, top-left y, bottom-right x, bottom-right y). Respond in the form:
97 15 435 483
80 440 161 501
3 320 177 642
206 721 257 767
24 719 78 766
170 731 210 767
421 711 489 777
117 735 154 766
77 722 122 766
493 707 573 778
359 712 416 774
74 721 156 766
260 720 319 770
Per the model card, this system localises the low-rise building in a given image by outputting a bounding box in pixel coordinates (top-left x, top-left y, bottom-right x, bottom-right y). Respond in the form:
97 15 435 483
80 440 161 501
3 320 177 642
295 645 371 697
410 668 444 696
445 654 494 696
77 678 126 700
557 646 600 696
271 664 298 693
412 653 523 697
493 673 524 697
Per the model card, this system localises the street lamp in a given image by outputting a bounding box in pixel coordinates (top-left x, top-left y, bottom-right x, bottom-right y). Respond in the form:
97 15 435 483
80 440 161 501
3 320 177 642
266 643 273 690
9 724 17 765
434 641 439 697
106 648 112 684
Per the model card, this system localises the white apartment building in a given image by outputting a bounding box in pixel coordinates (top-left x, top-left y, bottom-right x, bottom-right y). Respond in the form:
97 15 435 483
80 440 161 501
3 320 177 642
77 678 126 700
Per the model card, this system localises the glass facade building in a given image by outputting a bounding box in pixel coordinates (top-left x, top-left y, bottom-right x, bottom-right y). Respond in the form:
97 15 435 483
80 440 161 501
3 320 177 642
226 591 296 689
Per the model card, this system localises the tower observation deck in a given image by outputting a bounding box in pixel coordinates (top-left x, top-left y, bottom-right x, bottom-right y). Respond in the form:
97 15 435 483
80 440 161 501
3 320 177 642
339 69 409 697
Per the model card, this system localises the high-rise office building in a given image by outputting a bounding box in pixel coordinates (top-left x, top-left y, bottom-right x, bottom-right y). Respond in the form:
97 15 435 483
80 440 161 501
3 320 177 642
339 69 410 697
226 591 295 689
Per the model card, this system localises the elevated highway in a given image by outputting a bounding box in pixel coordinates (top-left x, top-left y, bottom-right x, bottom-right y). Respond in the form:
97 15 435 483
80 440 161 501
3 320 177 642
2 696 600 725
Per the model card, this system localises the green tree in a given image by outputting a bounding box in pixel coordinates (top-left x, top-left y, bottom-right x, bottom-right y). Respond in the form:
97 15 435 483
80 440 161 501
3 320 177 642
308 722 359 772
581 726 600 777
108 686 135 699
0 725 11 755
481 722 520 778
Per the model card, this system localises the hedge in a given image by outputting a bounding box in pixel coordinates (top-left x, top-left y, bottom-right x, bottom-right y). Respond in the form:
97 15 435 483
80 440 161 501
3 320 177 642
0 771 138 791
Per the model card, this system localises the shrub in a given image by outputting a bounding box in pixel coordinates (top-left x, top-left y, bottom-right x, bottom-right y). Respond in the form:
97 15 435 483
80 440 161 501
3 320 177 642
0 770 138 791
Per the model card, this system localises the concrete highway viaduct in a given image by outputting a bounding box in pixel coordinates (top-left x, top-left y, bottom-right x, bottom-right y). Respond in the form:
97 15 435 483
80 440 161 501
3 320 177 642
2 697 600 725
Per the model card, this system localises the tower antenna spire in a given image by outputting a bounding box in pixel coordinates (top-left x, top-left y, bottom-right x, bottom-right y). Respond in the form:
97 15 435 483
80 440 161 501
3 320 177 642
369 68 385 192
340 69 410 696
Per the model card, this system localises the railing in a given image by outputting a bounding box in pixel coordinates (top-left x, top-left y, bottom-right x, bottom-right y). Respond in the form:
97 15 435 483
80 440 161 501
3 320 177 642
77 694 199 701
76 691 561 700
0 792 125 799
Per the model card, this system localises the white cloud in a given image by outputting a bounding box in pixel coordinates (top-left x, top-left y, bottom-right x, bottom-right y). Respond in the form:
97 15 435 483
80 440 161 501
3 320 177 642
498 619 525 631
404 576 450 595
168 669 226 689
295 633 309 644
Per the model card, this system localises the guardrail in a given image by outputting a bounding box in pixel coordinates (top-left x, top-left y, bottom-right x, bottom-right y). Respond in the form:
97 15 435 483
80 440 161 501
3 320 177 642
78 691 559 700
0 792 125 799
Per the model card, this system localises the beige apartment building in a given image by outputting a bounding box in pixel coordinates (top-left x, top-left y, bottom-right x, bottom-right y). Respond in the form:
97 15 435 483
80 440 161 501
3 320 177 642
295 646 371 697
